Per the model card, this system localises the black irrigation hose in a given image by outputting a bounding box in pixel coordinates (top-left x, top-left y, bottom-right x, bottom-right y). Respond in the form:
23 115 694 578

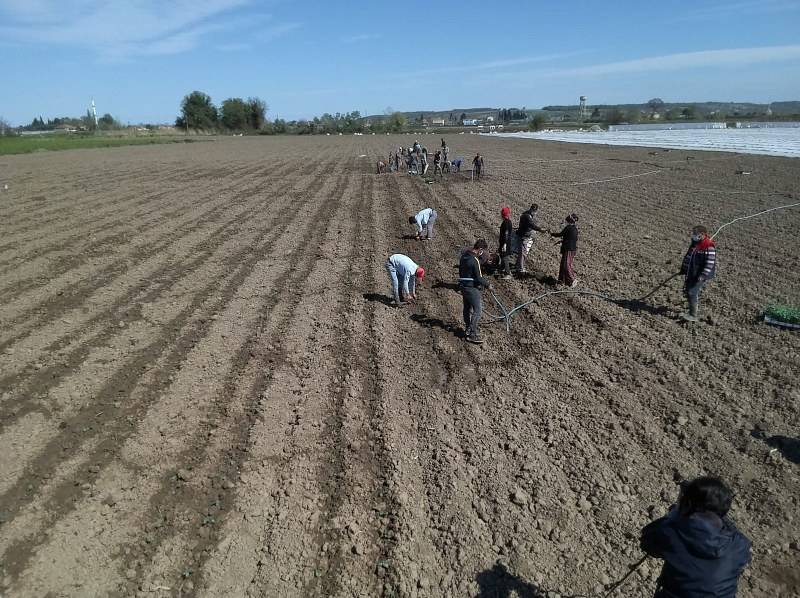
486 201 800 330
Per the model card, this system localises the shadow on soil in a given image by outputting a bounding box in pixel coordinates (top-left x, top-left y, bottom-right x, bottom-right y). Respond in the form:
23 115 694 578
751 430 800 464
432 280 460 292
363 292 394 306
475 563 546 598
410 313 464 339
613 299 671 317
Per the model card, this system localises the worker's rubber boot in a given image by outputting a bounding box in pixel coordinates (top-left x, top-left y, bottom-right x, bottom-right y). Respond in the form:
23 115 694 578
681 303 698 322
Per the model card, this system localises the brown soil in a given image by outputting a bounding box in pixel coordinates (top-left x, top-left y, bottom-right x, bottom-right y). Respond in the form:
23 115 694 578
0 135 798 597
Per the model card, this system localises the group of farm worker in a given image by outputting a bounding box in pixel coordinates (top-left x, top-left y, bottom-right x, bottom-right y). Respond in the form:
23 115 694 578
379 138 480 179
387 203 582 344
387 201 717 342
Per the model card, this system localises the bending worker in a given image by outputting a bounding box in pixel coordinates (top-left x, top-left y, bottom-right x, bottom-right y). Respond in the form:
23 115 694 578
385 253 425 306
409 207 438 241
458 239 491 344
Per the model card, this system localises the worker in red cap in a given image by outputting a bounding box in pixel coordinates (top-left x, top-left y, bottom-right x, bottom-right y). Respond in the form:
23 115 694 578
498 206 514 279
385 253 425 306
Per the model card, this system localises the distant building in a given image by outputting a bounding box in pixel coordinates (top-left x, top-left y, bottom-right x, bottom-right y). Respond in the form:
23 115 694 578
431 118 445 126
485 116 494 123
462 119 479 126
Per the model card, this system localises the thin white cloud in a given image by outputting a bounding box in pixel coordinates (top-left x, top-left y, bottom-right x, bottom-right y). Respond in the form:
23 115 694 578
484 45 800 84
676 0 800 21
0 0 297 60
553 45 800 77
386 51 586 80
342 32 382 44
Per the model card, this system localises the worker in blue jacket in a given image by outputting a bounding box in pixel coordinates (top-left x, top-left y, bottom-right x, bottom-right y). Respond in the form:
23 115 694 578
640 476 751 598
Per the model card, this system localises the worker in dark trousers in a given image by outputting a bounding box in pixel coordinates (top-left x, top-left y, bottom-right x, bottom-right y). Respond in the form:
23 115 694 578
551 213 579 287
679 225 717 322
458 239 491 344
641 476 751 598
472 153 484 180
498 207 514 279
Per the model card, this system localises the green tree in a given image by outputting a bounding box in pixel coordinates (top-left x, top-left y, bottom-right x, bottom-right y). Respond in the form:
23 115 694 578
386 112 406 133
528 114 547 131
681 106 696 119
247 97 267 130
220 97 250 130
98 113 119 129
605 108 626 125
179 91 218 130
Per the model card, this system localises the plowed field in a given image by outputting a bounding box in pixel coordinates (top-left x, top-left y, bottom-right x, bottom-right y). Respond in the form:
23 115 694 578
1 135 798 597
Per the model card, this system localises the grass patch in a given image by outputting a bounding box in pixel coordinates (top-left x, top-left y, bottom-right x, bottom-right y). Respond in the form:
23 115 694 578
0 134 202 156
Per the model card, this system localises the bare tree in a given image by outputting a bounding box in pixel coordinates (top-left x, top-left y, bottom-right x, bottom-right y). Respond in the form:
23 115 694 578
647 98 665 117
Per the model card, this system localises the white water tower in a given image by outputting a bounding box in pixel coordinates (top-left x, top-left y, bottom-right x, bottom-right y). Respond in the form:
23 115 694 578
579 96 588 121
91 98 98 127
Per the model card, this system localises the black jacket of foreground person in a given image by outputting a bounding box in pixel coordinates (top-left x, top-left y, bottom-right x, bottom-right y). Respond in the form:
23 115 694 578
641 508 751 598
458 250 491 288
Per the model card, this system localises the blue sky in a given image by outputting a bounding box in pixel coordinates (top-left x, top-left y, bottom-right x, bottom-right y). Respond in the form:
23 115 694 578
1 0 800 126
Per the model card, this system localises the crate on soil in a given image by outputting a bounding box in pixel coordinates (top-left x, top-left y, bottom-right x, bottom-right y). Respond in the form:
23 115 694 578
764 304 800 329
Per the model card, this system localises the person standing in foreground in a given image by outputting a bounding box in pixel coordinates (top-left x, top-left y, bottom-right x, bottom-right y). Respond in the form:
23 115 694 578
458 239 491 344
385 254 425 306
409 207 438 241
472 153 484 180
514 203 549 274
679 225 717 322
550 213 579 287
640 476 751 598
498 207 514 279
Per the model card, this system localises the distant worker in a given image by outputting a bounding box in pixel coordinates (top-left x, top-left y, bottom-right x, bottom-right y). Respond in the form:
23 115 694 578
641 476 751 598
385 253 425 306
421 147 429 175
550 213 579 288
472 153 484 180
458 239 491 344
376 160 386 174
409 207 438 241
441 137 447 149
678 225 717 322
451 158 463 172
498 207 514 279
433 150 444 177
514 203 549 274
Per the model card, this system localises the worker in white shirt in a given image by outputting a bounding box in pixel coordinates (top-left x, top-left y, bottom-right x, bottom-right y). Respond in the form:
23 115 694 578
408 207 438 241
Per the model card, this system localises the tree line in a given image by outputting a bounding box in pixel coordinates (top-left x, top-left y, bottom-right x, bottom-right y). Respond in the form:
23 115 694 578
176 90 411 135
17 112 122 132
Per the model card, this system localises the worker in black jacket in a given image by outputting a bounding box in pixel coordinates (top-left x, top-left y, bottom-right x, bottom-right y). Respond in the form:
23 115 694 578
514 203 548 274
458 239 491 344
641 476 751 598
498 207 514 278
551 213 579 287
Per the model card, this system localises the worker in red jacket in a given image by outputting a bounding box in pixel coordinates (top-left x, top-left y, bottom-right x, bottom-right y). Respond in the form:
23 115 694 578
679 225 717 322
